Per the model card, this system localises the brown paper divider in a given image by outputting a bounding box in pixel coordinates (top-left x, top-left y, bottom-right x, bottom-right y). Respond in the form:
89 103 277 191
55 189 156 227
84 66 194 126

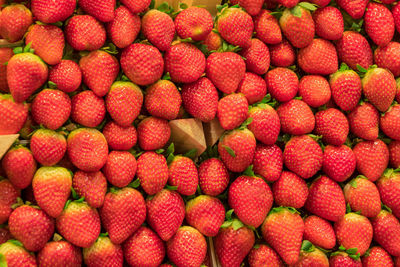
0 134 19 159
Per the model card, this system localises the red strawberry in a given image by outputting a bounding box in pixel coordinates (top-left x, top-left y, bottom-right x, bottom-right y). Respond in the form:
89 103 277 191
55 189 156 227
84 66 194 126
377 169 400 219
9 205 55 252
217 93 248 130
239 39 270 75
0 240 37 266
203 31 222 51
65 15 106 51
272 171 308 209
168 155 198 196
137 117 171 150
315 108 349 146
56 200 101 248
265 67 298 102
254 10 282 45
336 0 367 19
198 158 230 196
348 102 379 140
106 81 143 127
329 251 362 266
375 42 400 77
253 144 283 182
389 141 400 168
72 171 107 209
121 0 151 14
137 151 169 195
0 48 13 92
336 31 373 70
298 75 331 108
329 67 361 112
175 7 213 41
230 0 263 15
67 128 109 172
123 227 165 267
102 121 137 151
313 6 344 40
295 243 329 267
305 176 346 221
393 2 400 35
2 146 36 189
141 9 175 51
248 104 280 145
31 0 76 23
269 40 296 67
322 145 356 182
30 129 67 166
364 2 394 46
146 189 185 241
0 94 28 134
262 207 304 265
78 0 115 22
248 244 284 267
0 180 19 224
71 90 106 128
362 246 394 266
49 60 82 93
381 104 400 141
38 241 82 267
353 140 389 182
237 72 267 105
277 99 315 136
103 151 137 188
0 4 32 42
371 210 400 257
83 236 123 267
303 215 336 250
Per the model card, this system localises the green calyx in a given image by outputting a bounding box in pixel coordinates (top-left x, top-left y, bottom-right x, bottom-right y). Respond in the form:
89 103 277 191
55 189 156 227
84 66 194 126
243 165 256 177
8 240 23 247
349 179 357 188
0 253 6 267
221 218 244 231
13 42 34 55
128 179 141 189
339 245 360 259
269 206 299 215
301 240 315 252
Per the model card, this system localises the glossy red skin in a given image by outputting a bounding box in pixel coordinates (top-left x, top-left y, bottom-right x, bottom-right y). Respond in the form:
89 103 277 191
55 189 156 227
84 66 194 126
103 151 137 188
248 244 284 267
102 121 137 151
30 129 67 166
330 69 362 112
313 6 344 40
72 171 107 209
364 2 395 46
248 104 280 145
79 0 115 23
175 7 213 41
277 99 315 136
377 171 400 219
314 108 349 146
2 147 36 189
322 145 356 182
237 72 267 104
389 141 400 168
269 40 296 67
137 152 169 196
253 144 283 182
239 39 270 75
198 158 230 196
141 9 175 51
49 60 82 93
272 171 308 209
0 48 13 93
121 0 151 14
231 0 264 15
38 241 82 267
336 31 373 70
0 180 20 224
304 215 336 250
31 0 76 23
0 95 28 134
348 102 379 141
381 104 400 141
265 67 299 102
84 236 123 267
137 117 171 151
375 42 400 77
362 246 394 266
168 156 198 196
371 210 400 257
71 90 106 128
217 93 249 130
254 10 282 45
0 4 33 42
298 75 331 108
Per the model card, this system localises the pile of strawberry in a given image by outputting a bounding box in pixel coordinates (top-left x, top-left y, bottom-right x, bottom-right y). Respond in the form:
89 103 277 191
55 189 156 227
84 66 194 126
1 0 400 266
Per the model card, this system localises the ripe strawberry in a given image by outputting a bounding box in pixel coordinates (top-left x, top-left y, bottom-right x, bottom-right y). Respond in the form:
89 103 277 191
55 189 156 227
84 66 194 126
315 108 349 146
265 67 298 102
2 146 36 189
216 7 254 48
146 189 185 241
248 104 280 145
303 215 336 250
0 4 32 42
362 246 394 266
323 145 356 182
217 93 248 130
141 9 175 51
348 102 379 140
269 40 296 67
0 48 13 92
336 0 367 19
83 235 122 267
78 0 115 22
198 158 230 196
56 200 101 248
375 42 400 77
393 2 400 35
203 31 222 51
38 241 82 267
389 141 400 168
102 121 137 151
381 104 400 141
272 171 308 209
67 128 108 172
0 94 28 134
372 210 400 257
362 67 396 112
239 39 270 75
231 0 263 15
100 187 146 244
65 15 106 51
298 75 331 108
377 169 400 219
137 151 169 195
248 244 284 267
72 171 107 209
277 99 315 136
137 117 171 150
103 151 137 188
262 207 304 265
254 10 282 45
295 244 329 267
31 0 76 23
71 90 106 128
298 38 338 75
123 227 165 267
121 0 150 14
175 7 213 41
168 155 198 196
0 240 37 266
305 176 346 221
9 205 55 252
164 42 206 83
329 251 362 266
336 31 373 70
218 128 256 173
364 3 394 46
7 52 48 103
0 179 19 224
353 140 389 182
313 6 344 40
80 50 119 97
106 81 143 127
49 60 82 93
329 68 361 112
30 129 67 166
237 72 267 104
253 144 283 182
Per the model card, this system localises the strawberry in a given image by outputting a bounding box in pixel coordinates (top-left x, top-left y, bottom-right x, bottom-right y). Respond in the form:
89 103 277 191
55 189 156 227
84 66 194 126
217 93 248 130
262 207 304 265
137 117 171 150
164 42 206 83
313 6 344 40
216 7 254 48
214 220 255 267
364 2 394 46
67 128 109 172
186 195 225 237
265 67 298 102
71 90 106 128
121 0 151 14
137 151 169 195
56 200 101 248
248 104 280 145
167 226 207 267
7 52 48 103
65 15 106 51
393 2 400 35
206 52 246 94
253 10 282 45
396 257 400 267
303 215 336 250
198 158 230 196
38 241 82 267
253 144 283 182
168 155 198 196
362 67 396 112
0 240 37 266
146 189 185 241
141 9 175 51
0 94 28 134
348 102 379 140
239 39 270 75
336 0 367 19
49 60 82 93
298 75 331 108
103 151 137 188
272 171 308 209
322 145 356 182
102 121 137 151
218 128 256 173
305 176 346 221
0 180 19 224
175 7 213 41
80 50 119 97
362 246 394 266
329 68 362 112
230 0 264 15
375 42 400 77
353 140 389 182
123 227 165 267
100 187 146 244
283 135 323 179
336 31 373 70
0 48 13 92
181 77 219 123
31 0 76 23
30 129 67 166
9 205 55 252
315 108 349 146
203 31 222 51
371 210 400 257
106 81 143 127
237 72 267 105
329 251 362 266
0 4 32 43
78 0 115 22
248 244 284 267
377 169 400 219
295 243 329 267
2 146 36 189
83 235 123 267
277 99 315 136
145 80 182 120
269 40 296 67
389 141 400 168
276 0 300 8
381 104 400 141
72 171 107 209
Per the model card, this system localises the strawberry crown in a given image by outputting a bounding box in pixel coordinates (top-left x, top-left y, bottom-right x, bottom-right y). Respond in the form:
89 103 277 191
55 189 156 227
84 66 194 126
290 2 317 18
13 42 34 55
269 206 299 215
